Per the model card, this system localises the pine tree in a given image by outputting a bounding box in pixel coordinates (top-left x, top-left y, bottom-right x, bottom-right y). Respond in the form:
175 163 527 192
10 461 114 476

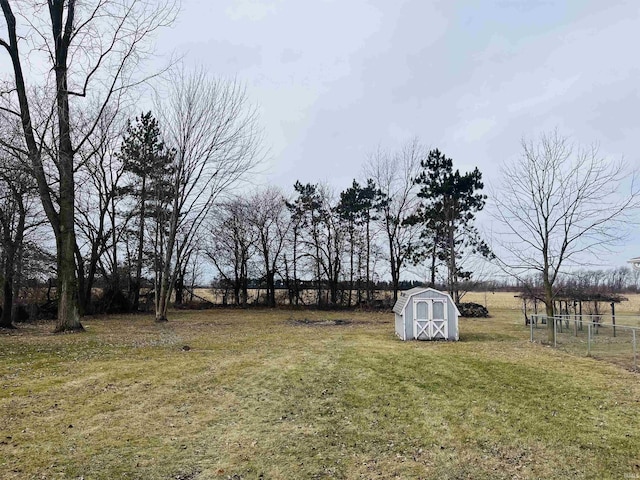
336 179 385 305
337 181 360 306
119 112 174 311
411 149 491 302
286 182 325 304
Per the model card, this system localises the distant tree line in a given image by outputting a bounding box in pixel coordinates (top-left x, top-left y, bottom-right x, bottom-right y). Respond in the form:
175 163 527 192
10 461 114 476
0 121 493 323
204 140 492 308
516 267 640 295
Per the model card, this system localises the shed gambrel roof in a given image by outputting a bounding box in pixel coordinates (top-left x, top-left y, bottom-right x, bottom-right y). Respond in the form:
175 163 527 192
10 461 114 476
392 287 426 314
392 287 461 316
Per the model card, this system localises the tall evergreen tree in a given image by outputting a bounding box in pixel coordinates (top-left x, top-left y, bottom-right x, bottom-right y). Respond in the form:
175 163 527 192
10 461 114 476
286 182 325 304
337 179 384 305
357 179 385 301
119 112 174 311
411 149 491 302
337 181 360 306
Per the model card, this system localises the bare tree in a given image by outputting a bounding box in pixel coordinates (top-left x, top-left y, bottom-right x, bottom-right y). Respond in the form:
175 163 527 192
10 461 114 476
314 185 345 305
180 239 205 304
247 187 290 307
152 69 264 321
0 153 41 327
206 198 257 307
364 139 422 302
493 131 640 340
287 182 345 305
0 0 176 331
75 107 127 313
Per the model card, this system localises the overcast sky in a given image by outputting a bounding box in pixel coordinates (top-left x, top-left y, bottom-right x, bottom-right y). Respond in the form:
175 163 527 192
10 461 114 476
153 0 640 269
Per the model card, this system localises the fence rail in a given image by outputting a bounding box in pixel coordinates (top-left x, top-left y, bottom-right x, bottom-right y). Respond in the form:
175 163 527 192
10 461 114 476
529 314 639 371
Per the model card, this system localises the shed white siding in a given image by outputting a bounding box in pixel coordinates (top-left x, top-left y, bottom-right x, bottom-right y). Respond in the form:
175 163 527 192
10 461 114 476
393 288 459 341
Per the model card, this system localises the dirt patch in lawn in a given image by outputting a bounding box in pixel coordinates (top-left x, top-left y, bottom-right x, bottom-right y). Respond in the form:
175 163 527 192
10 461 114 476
290 318 353 327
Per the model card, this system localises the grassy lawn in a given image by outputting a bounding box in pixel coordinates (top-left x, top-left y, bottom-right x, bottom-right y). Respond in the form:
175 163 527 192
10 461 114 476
1 305 640 479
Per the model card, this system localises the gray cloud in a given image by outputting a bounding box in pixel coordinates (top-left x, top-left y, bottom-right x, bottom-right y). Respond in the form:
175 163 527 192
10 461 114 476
15 0 635 267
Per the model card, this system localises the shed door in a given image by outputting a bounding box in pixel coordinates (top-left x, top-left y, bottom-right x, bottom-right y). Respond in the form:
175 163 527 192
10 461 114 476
413 299 430 340
430 299 448 340
413 298 448 340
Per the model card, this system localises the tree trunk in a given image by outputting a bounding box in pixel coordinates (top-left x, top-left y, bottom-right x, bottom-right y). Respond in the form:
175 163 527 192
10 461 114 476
233 278 240 306
447 218 460 304
348 225 354 307
284 255 293 305
155 285 168 322
266 270 276 307
74 244 86 314
430 238 437 287
241 276 248 307
390 258 399 304
12 240 25 323
0 253 15 328
175 257 188 306
174 274 184 305
54 19 83 332
543 273 555 342
155 266 170 322
105 190 121 313
0 191 25 328
315 234 322 305
387 225 400 304
292 227 299 305
365 215 371 301
356 244 363 305
262 245 276 307
131 177 147 311
55 221 82 332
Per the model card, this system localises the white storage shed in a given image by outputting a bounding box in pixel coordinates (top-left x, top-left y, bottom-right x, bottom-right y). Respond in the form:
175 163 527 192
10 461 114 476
393 287 460 341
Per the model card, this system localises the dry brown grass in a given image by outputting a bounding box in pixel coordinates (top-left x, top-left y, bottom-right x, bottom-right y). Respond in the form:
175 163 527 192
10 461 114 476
1 306 640 479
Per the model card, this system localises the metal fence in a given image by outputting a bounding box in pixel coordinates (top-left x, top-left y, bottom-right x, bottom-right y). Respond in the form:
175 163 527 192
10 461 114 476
529 314 639 371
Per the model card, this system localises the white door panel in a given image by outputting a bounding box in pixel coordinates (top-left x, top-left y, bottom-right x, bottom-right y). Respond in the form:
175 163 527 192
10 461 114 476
413 298 448 340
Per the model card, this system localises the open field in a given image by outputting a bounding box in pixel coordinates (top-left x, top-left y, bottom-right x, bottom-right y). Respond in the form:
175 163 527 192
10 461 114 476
464 291 640 316
195 289 640 316
2 305 640 479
